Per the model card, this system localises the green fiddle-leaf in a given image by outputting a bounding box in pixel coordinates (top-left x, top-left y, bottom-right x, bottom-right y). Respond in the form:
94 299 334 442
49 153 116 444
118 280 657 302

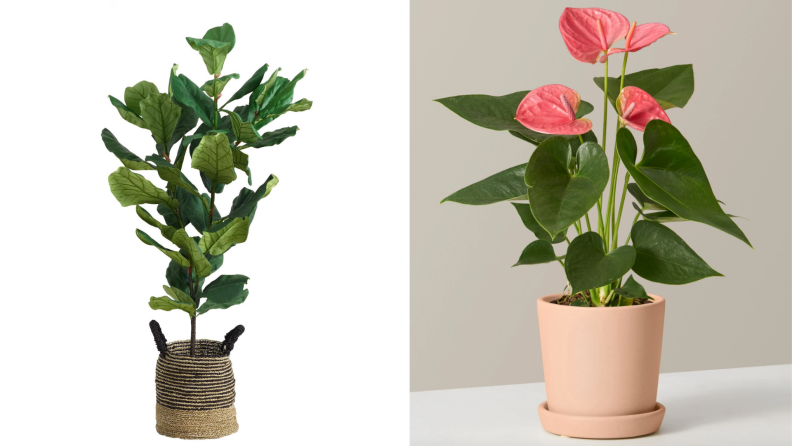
262 98 313 120
169 68 216 126
229 111 261 144
136 206 176 240
253 68 282 110
109 95 147 129
197 274 249 315
202 23 236 52
218 174 279 226
163 97 199 156
264 70 307 113
199 217 250 255
617 122 750 246
511 203 566 244
594 64 694 110
203 73 240 97
192 133 237 185
513 240 564 266
162 285 195 305
149 295 195 317
630 221 722 284
108 167 178 210
614 275 651 299
224 63 268 106
124 81 159 115
565 232 636 293
186 37 231 76
247 126 299 149
139 93 182 147
171 229 213 278
100 128 154 171
175 188 210 233
441 163 528 206
136 229 190 267
434 91 593 145
526 139 609 237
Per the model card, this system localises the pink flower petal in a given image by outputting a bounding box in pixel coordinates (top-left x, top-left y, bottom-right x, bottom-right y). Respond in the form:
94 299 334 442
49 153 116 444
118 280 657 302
559 8 630 64
516 84 593 135
627 23 673 52
617 86 670 132
599 47 626 63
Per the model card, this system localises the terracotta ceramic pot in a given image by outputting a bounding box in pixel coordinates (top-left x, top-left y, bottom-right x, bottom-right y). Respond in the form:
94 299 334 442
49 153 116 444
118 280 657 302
536 293 666 439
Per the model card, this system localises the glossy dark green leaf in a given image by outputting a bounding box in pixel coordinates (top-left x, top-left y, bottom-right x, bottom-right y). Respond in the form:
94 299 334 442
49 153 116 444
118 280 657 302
163 97 199 156
617 122 750 246
565 232 636 293
526 139 609 237
224 63 269 106
166 260 191 295
108 167 178 209
633 203 686 223
124 81 159 115
615 275 650 299
513 240 563 266
202 23 236 53
216 175 279 229
252 68 282 112
631 221 722 284
511 203 566 244
101 128 154 171
568 130 598 157
175 187 209 233
594 64 694 110
248 126 299 148
628 183 666 211
441 163 528 205
261 98 313 121
170 68 216 126
198 274 249 314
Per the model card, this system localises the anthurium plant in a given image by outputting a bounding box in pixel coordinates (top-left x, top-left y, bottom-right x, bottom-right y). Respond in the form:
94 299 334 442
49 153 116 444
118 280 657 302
436 7 749 307
103 23 311 354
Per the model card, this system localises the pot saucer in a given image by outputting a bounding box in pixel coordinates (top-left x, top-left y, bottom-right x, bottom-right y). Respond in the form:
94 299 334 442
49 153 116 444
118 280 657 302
537 401 665 439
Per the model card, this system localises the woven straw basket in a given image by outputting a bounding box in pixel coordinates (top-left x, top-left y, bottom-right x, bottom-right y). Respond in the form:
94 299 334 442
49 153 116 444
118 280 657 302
150 321 245 439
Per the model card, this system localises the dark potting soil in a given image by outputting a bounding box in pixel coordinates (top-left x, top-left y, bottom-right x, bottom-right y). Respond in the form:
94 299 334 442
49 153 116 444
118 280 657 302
552 291 653 307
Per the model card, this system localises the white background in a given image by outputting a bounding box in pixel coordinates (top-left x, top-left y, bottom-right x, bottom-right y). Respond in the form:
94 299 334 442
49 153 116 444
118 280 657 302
1 1 409 444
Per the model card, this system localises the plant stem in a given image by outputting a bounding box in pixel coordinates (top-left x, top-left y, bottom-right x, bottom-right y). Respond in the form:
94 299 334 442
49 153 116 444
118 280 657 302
213 74 219 130
601 57 609 166
624 213 641 245
208 182 216 228
187 265 197 356
620 53 629 91
578 134 584 144
190 315 196 357
584 212 592 232
613 171 631 247
557 259 565 269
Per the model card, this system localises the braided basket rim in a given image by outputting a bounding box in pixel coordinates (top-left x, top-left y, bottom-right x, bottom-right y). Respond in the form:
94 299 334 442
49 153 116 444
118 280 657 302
164 339 229 360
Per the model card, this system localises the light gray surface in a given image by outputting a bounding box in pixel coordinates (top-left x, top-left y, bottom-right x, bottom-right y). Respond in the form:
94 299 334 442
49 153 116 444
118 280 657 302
411 365 792 445
410 0 792 391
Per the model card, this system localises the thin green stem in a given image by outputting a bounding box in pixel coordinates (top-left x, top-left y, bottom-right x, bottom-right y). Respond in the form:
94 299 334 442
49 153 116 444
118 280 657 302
213 74 219 130
578 134 584 144
613 171 631 247
601 58 609 164
624 213 641 245
557 259 566 269
620 53 629 91
208 182 216 227
584 212 592 232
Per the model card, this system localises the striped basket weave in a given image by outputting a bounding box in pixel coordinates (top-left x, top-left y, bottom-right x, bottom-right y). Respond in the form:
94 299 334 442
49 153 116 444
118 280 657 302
150 321 245 439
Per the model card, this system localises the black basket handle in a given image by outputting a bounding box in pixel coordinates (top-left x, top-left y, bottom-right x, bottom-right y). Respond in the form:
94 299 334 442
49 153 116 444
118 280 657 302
149 320 168 357
222 325 245 355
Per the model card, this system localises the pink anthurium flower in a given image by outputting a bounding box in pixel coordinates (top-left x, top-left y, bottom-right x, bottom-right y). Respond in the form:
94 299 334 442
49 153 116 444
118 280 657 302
600 21 674 62
559 8 630 64
516 84 592 135
617 86 670 131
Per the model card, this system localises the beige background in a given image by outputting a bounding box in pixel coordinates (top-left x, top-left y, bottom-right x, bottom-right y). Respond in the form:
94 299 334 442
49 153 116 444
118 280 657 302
411 0 792 392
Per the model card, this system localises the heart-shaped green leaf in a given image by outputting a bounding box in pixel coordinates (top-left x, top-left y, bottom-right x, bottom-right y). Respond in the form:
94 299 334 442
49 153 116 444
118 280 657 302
511 203 566 244
617 123 750 247
631 221 722 284
594 64 694 110
442 163 528 206
615 275 650 299
513 240 564 266
526 138 609 237
434 91 593 146
565 232 636 293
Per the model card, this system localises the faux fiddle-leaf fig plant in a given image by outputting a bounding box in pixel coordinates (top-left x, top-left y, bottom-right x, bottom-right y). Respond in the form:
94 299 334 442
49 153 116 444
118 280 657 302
436 8 750 307
104 23 311 356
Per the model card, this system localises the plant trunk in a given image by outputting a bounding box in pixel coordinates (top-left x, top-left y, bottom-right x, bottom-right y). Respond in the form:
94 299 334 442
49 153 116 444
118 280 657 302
190 316 196 356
